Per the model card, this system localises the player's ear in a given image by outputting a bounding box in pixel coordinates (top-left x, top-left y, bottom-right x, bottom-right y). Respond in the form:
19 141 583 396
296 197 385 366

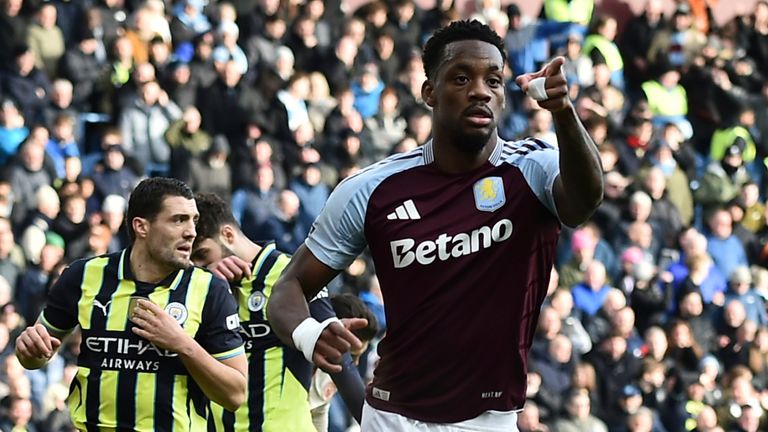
132 217 149 239
422 79 436 107
221 225 236 246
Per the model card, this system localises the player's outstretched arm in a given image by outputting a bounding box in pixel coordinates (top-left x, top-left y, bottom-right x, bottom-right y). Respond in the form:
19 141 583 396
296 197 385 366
516 56 604 227
15 323 62 370
268 245 363 373
131 299 248 411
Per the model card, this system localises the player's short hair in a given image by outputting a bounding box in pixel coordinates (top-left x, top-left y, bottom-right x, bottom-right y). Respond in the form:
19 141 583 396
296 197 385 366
330 293 379 342
193 193 239 245
126 177 194 242
422 19 506 81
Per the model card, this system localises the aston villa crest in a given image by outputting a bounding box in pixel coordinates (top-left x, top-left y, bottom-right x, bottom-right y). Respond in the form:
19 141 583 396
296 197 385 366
473 177 505 212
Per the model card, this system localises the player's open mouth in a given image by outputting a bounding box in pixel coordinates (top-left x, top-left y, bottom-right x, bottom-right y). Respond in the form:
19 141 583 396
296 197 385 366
177 245 192 255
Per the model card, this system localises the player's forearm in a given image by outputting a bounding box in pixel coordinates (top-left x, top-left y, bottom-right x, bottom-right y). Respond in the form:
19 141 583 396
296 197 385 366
553 105 604 225
267 276 312 350
177 340 247 411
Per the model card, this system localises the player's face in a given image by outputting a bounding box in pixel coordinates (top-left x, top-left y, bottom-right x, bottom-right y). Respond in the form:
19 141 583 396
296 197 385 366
191 237 229 267
426 40 505 152
145 196 198 270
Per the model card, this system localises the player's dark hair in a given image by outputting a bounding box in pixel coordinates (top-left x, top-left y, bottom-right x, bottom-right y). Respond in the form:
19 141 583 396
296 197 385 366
422 19 506 81
330 294 379 342
193 193 239 246
126 177 194 242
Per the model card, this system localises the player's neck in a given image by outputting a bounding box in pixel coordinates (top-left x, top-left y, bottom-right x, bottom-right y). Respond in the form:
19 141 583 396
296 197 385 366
236 237 262 264
129 245 179 284
431 131 497 174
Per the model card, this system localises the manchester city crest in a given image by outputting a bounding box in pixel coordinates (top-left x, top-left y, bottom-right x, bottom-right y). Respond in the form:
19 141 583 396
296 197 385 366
248 291 266 312
164 302 188 324
473 177 505 212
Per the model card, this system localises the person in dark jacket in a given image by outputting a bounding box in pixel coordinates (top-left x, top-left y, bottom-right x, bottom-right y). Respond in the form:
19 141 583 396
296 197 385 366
1 45 51 126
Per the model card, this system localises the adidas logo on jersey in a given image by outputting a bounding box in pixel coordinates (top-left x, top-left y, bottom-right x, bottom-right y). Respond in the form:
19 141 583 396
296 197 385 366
387 199 421 220
390 219 514 268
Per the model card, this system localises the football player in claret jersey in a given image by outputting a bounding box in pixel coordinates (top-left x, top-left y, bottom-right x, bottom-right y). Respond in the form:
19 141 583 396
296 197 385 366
268 20 604 431
190 193 367 432
15 178 247 431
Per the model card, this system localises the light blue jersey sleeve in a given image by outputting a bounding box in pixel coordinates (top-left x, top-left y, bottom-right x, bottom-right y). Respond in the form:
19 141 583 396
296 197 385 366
511 147 560 218
304 177 370 271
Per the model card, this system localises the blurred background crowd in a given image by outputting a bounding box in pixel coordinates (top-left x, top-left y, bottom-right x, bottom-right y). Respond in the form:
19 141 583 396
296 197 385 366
0 0 767 430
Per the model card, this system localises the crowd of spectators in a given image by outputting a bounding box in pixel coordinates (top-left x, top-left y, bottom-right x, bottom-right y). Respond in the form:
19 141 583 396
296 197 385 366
0 0 767 430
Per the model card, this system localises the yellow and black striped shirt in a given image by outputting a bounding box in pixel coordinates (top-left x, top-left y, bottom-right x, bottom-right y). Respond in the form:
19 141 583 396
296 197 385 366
41 248 244 431
208 242 335 432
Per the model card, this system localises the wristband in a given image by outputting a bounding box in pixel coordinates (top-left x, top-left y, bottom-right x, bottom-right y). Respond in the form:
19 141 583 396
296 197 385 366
292 317 342 362
527 77 549 101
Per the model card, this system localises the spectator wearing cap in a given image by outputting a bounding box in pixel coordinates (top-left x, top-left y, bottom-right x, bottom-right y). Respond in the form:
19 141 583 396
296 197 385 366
26 3 65 79
607 384 661 432
705 208 749 287
90 142 139 203
164 60 196 109
725 266 767 326
1 44 51 126
165 106 211 183
188 134 232 200
58 28 109 113
212 20 247 75
695 139 751 216
170 0 211 46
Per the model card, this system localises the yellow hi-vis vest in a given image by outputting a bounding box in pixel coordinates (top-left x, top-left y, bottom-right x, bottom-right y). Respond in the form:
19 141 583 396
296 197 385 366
583 35 624 73
710 126 757 163
641 81 688 117
542 0 594 26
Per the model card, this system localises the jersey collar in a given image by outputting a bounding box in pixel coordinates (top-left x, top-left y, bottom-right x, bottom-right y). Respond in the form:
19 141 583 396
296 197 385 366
423 137 504 165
